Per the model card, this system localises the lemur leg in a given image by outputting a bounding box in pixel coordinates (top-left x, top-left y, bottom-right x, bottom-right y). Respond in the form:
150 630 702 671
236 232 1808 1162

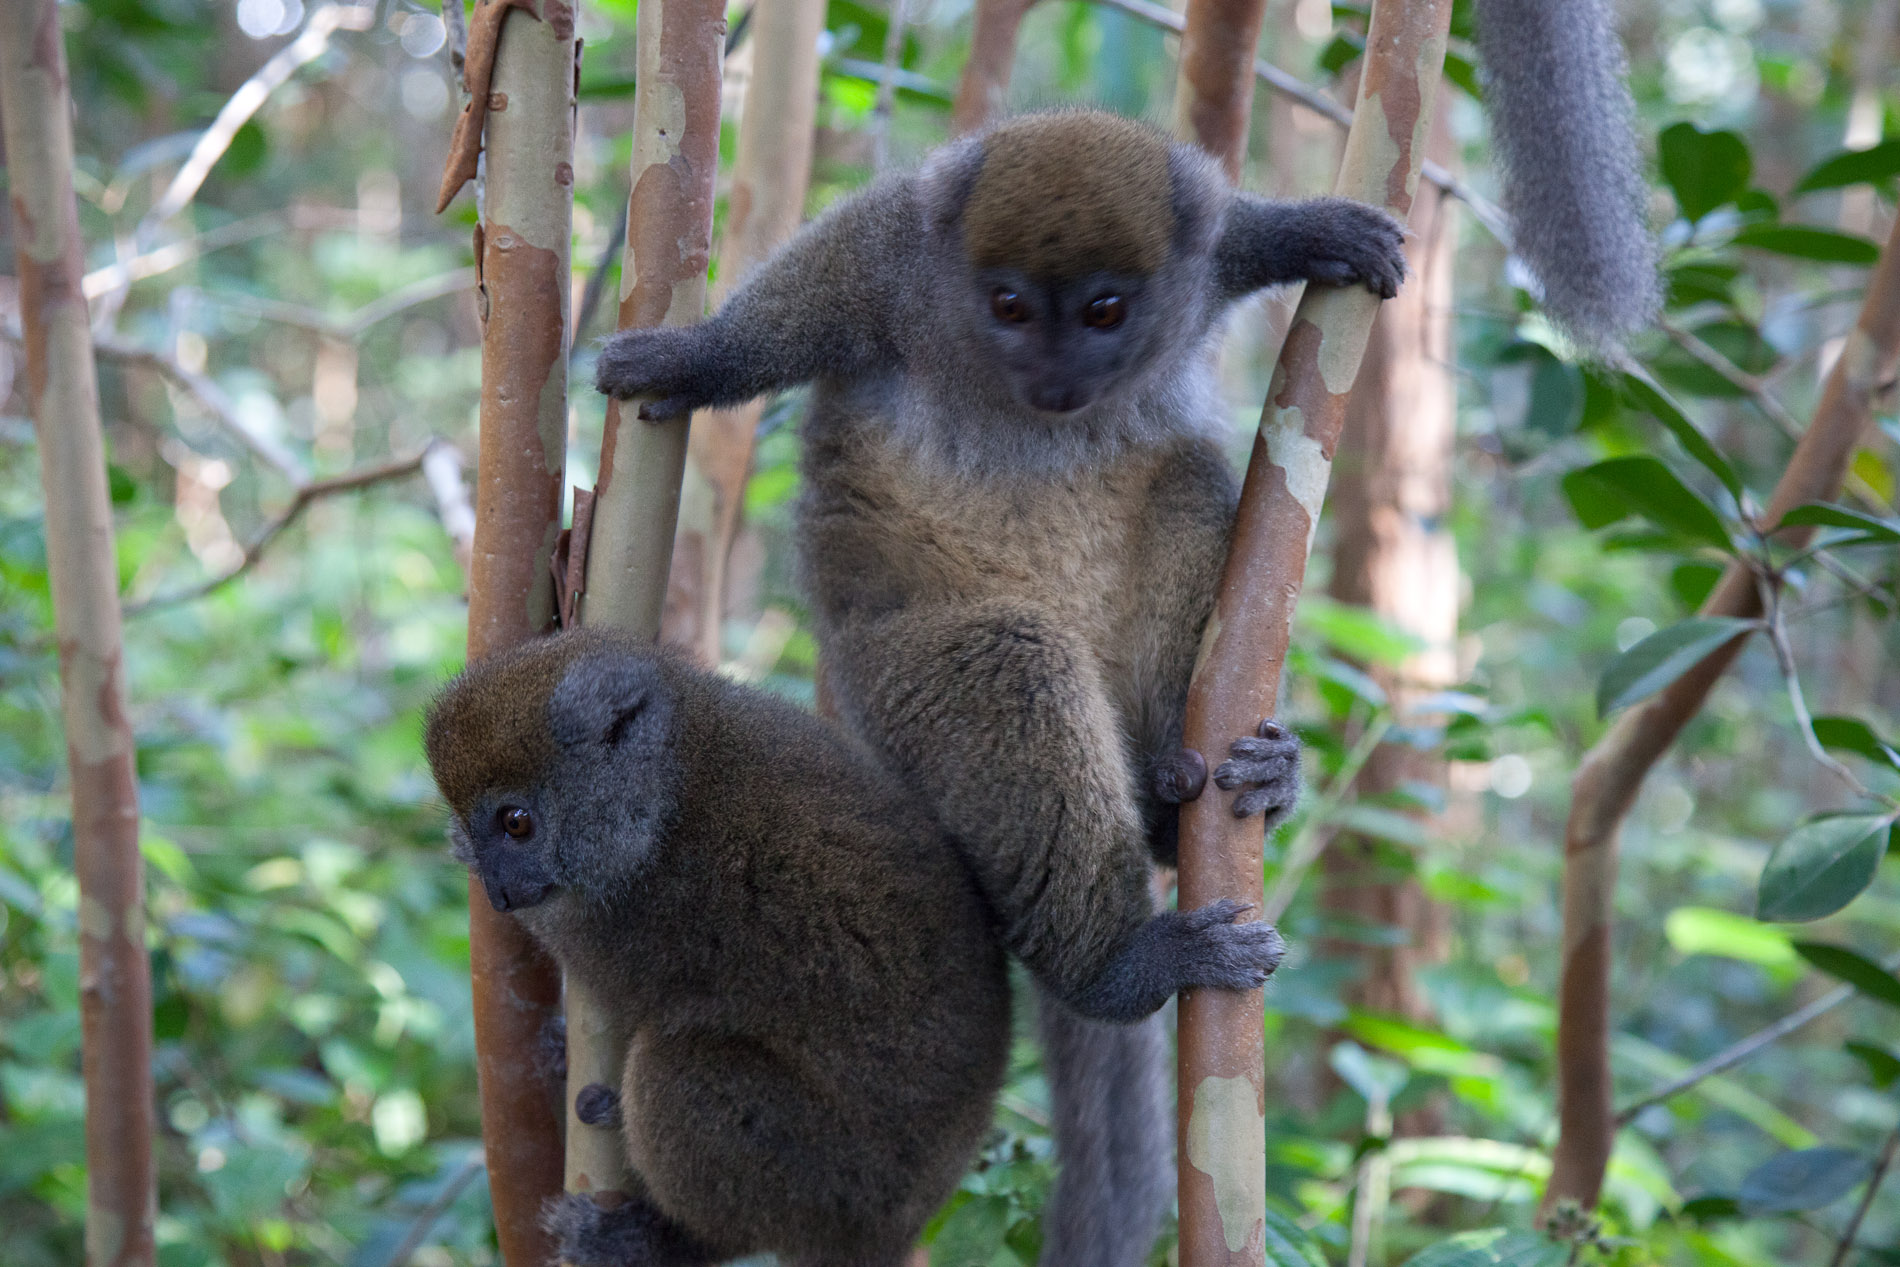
541 1192 717 1267
1035 990 1172 1267
829 600 1284 1022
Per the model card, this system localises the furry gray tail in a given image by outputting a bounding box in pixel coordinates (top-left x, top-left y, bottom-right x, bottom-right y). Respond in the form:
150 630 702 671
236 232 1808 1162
1473 0 1661 349
1035 989 1172 1267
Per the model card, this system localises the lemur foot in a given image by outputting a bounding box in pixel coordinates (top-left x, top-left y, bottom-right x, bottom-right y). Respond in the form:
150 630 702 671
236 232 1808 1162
1152 748 1208 804
1213 719 1301 826
1168 899 1287 991
542 1192 717 1267
1303 199 1408 299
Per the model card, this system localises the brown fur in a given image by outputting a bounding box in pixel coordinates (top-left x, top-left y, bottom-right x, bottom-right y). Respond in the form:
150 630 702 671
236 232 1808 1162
962 112 1177 278
425 631 1011 1267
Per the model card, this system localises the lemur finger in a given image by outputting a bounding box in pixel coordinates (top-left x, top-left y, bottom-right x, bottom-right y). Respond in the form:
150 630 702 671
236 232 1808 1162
1179 897 1253 931
1212 750 1295 790
1233 782 1298 820
1228 734 1300 763
1193 919 1287 989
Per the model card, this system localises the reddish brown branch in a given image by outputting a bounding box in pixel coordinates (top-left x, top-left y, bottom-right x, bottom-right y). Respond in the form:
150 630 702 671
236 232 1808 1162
0 3 156 1263
1173 3 1453 1266
1544 203 1900 1219
1171 0 1269 178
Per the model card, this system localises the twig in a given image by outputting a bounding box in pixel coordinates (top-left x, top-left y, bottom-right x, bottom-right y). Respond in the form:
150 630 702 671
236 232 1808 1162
140 5 376 234
125 442 442 614
871 0 911 170
423 441 477 560
1758 571 1884 802
86 330 311 483
442 0 470 90
376 1152 486 1267
1260 715 1392 924
1660 317 1805 442
198 269 476 342
1088 0 1513 246
1615 950 1900 1125
83 215 286 300
1830 1117 1900 1267
574 214 629 349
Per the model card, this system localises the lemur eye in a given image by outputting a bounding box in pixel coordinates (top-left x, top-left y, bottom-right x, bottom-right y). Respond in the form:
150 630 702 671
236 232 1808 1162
499 807 533 840
990 289 1030 323
1083 296 1126 329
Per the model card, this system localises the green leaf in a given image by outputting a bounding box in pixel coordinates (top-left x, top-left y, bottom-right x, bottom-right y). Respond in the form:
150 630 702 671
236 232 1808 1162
1665 906 1796 967
1620 370 1743 499
1262 1205 1328 1267
1775 502 1900 542
1561 465 1634 530
1318 31 1364 74
1666 260 1739 307
1567 457 1735 551
1846 1041 1900 1089
1400 1229 1567 1267
1670 561 1724 610
929 1194 1012 1267
1757 814 1893 922
1793 139 1900 193
1660 122 1752 221
1795 942 1900 1009
1737 1147 1871 1215
1441 51 1480 101
1732 224 1881 264
1596 617 1756 718
1329 1040 1409 1103
1681 1194 1742 1223
1810 716 1900 771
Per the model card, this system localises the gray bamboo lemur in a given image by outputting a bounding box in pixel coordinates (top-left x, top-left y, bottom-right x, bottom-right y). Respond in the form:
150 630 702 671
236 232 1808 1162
595 108 1390 1266
424 630 1012 1267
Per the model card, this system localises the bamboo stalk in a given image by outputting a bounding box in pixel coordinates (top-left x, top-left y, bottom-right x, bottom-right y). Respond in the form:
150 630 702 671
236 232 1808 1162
1543 204 1900 1218
1171 3 1451 1264
572 0 726 1211
667 0 825 662
0 5 156 1264
452 1 578 1260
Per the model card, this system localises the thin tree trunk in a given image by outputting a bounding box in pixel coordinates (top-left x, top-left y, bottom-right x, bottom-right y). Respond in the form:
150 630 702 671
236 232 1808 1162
1319 104 1456 1041
665 0 825 662
1543 205 1900 1217
1171 0 1269 179
453 2 579 1262
0 5 156 1264
952 0 1039 133
572 0 725 1217
1173 2 1451 1264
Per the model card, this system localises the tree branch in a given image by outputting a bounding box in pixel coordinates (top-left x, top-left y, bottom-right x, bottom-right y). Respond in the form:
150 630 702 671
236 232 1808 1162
1089 0 1512 244
1830 1117 1900 1267
123 443 445 614
140 5 376 233
202 268 477 341
375 1152 486 1267
1545 197 1900 1221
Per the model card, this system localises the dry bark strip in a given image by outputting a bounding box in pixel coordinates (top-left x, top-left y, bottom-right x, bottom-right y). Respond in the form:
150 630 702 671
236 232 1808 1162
438 1 578 1260
571 0 726 1215
665 0 826 663
1170 2 1452 1263
0 5 157 1264
1543 206 1900 1217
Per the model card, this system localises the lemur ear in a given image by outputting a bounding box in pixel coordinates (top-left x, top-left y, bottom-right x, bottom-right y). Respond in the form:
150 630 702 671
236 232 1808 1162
915 133 988 238
549 653 669 750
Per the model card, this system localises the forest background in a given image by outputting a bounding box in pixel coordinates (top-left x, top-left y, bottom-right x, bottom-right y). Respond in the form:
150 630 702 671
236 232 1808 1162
2 0 1899 1264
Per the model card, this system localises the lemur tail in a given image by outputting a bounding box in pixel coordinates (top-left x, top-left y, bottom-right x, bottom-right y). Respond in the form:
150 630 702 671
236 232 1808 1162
1035 992 1173 1267
1473 0 1661 350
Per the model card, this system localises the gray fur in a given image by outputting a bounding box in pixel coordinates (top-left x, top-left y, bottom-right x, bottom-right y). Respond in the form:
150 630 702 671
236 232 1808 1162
1475 0 1661 348
425 631 1010 1267
592 110 1375 1267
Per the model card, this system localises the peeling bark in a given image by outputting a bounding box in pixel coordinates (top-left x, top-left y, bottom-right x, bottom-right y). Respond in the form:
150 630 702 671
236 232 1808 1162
0 4 156 1264
1543 205 1900 1218
1173 3 1452 1264
666 0 825 663
449 2 578 1261
1171 0 1270 180
572 0 726 1218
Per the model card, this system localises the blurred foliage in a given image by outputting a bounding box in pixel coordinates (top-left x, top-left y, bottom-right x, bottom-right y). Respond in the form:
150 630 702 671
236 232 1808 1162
3 0 1900 1265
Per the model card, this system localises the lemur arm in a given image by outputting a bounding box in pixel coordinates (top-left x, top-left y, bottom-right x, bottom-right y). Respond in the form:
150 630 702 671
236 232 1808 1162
594 177 916 420
1213 193 1408 304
